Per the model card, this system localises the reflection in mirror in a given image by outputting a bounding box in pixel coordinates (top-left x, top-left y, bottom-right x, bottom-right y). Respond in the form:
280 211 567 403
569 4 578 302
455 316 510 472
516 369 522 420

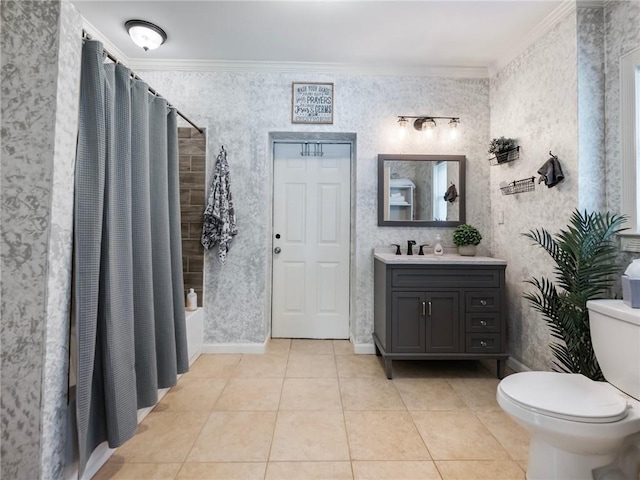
378 154 466 227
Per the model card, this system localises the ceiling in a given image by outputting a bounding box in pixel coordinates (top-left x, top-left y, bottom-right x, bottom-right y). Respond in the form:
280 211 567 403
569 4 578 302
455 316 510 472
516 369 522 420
74 0 567 74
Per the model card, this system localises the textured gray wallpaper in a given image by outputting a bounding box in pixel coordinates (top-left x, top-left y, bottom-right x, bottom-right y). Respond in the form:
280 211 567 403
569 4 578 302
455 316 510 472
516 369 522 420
490 3 639 371
490 12 580 371
40 0 82 477
140 70 491 346
605 0 640 215
2 1 62 478
604 1 640 280
577 7 606 213
1 1 81 478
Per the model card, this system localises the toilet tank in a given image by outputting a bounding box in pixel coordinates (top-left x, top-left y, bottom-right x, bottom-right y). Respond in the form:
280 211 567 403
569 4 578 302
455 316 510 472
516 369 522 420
587 300 640 400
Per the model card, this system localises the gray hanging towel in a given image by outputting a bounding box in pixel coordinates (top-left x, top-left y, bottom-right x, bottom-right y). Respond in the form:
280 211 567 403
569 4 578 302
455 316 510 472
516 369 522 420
537 153 565 188
202 146 238 263
444 183 458 202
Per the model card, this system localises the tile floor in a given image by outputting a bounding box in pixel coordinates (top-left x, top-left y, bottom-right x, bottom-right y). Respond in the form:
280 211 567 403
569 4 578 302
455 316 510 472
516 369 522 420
94 339 529 480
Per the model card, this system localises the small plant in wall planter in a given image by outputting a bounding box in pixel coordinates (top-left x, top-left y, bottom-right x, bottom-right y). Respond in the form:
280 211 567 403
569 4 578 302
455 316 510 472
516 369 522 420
489 137 517 163
453 224 482 256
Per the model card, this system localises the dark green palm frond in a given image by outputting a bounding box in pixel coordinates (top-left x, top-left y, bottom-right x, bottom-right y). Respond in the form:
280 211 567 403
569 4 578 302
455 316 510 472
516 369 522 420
522 210 626 381
549 342 575 373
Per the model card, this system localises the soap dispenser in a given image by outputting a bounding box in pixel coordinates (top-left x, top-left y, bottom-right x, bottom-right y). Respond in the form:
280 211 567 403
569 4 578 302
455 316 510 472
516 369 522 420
186 288 198 311
433 234 444 256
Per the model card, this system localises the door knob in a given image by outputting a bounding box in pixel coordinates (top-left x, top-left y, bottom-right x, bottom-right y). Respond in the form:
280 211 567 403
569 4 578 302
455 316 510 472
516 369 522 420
274 247 281 254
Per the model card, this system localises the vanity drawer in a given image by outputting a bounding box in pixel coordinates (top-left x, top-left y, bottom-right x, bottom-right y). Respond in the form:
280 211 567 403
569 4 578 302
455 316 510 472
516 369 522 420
466 333 501 353
465 313 501 333
391 268 501 289
465 291 500 312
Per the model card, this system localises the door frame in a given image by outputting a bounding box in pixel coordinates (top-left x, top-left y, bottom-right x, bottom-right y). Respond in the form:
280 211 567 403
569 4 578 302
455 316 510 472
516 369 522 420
268 132 357 340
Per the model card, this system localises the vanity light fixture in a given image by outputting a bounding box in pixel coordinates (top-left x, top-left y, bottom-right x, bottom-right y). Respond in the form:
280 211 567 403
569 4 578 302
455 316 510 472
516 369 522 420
396 116 461 132
125 20 167 51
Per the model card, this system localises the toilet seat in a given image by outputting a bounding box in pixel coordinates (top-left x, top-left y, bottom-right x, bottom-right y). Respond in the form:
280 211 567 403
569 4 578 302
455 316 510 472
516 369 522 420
499 372 629 423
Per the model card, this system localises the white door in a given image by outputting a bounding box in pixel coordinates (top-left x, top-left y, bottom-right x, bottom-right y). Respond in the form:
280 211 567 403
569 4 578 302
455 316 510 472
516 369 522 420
272 142 351 339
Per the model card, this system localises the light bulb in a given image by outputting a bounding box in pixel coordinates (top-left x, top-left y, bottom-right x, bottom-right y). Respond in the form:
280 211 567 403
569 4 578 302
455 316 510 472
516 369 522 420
424 118 437 130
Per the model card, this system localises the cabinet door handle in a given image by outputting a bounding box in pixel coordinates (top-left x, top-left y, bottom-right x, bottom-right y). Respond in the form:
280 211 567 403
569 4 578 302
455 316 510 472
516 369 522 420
480 341 487 347
480 320 487 327
428 301 432 316
422 301 426 316
480 300 487 306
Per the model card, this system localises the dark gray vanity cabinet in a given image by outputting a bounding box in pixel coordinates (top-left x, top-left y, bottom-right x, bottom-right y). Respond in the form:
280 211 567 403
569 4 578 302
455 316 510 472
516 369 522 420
373 258 508 379
391 291 460 354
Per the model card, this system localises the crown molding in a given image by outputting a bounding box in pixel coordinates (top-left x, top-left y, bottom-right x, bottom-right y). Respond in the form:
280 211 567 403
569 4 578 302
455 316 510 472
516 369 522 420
576 0 606 7
126 58 489 78
82 17 131 65
489 0 577 76
79 18 488 79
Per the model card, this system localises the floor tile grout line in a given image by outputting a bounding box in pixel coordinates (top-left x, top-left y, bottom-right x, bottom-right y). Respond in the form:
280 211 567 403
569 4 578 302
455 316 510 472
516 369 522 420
175 355 238 470
334 350 356 479
473 409 519 461
177 408 216 473
331 341 356 479
262 342 291 478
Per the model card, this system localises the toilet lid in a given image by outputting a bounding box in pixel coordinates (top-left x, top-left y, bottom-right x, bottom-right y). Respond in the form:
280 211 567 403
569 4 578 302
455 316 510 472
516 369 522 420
499 372 629 423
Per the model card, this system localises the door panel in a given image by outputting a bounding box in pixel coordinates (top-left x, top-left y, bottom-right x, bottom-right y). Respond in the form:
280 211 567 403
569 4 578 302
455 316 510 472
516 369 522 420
318 184 340 244
284 184 306 242
425 292 460 353
283 262 305 312
272 142 351 339
391 292 426 353
317 262 339 312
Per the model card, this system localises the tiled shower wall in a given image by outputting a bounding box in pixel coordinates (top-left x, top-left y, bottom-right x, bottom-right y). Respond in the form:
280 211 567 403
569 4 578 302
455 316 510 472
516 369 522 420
179 127 206 306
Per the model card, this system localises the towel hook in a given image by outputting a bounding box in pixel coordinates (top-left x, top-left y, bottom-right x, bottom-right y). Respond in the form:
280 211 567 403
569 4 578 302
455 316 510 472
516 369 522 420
549 150 558 159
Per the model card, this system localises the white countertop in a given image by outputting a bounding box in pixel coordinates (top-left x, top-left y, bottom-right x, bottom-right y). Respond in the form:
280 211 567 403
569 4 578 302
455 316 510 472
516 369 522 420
374 252 507 265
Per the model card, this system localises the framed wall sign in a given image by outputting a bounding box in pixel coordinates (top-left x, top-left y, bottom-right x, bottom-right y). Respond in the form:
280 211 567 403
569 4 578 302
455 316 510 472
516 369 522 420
291 82 334 124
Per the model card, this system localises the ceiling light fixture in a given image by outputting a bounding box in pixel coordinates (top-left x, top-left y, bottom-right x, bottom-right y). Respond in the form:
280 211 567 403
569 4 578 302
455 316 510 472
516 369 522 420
396 116 461 133
125 20 167 51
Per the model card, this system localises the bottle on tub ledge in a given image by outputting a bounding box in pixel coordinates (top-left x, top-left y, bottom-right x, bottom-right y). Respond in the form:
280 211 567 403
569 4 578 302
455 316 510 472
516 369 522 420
433 234 444 256
186 288 198 311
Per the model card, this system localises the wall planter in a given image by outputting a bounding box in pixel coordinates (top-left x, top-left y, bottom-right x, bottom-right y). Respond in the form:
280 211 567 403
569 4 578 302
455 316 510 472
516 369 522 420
489 146 520 166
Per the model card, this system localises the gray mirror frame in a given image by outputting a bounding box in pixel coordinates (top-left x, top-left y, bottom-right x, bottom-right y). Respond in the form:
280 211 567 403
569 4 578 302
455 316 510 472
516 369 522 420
377 154 466 227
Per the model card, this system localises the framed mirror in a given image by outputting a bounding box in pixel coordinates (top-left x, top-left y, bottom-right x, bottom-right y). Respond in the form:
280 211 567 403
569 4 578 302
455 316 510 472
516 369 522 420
378 154 466 227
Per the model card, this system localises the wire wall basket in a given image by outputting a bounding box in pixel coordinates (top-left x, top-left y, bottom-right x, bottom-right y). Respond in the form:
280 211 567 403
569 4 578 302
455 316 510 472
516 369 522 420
500 176 535 195
489 146 520 166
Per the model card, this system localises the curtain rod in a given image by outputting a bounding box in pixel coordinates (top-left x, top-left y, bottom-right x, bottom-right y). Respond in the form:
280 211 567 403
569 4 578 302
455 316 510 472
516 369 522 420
82 31 204 134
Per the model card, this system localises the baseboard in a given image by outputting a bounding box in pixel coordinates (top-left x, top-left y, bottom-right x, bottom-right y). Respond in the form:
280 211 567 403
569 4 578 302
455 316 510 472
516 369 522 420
68 386 173 480
507 357 532 373
202 339 268 354
353 343 375 355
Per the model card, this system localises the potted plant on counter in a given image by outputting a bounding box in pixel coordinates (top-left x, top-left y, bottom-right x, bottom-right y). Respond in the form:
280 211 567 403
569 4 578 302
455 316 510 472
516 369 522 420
453 224 482 256
489 136 517 164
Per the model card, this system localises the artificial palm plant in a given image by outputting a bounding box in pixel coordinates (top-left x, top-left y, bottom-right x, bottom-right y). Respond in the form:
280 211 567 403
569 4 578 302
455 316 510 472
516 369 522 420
523 210 626 381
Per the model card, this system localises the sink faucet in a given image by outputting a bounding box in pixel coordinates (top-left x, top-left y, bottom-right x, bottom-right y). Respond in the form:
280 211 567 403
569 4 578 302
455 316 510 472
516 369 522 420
391 244 401 255
419 243 430 255
407 240 416 255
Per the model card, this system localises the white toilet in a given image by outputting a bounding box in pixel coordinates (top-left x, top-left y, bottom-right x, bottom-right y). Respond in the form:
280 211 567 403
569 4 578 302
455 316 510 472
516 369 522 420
497 300 640 479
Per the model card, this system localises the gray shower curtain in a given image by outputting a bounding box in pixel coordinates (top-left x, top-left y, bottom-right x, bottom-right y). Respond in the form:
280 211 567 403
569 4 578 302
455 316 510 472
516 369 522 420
74 39 189 476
